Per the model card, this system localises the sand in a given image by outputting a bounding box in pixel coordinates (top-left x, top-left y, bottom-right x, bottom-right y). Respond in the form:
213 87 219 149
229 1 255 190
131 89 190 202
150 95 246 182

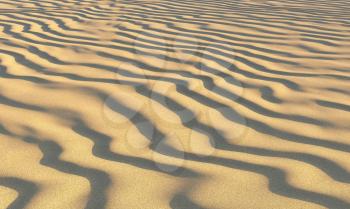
0 0 350 208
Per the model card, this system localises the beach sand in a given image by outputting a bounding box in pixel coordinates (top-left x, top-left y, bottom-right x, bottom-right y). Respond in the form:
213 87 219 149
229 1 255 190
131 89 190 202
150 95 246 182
1 0 350 208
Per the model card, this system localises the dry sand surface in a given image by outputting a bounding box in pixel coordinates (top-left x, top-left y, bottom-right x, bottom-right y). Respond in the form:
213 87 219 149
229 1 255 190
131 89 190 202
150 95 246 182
1 0 350 208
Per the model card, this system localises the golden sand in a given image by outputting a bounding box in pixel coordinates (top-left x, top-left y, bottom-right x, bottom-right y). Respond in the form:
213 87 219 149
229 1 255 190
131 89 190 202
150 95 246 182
1 0 350 208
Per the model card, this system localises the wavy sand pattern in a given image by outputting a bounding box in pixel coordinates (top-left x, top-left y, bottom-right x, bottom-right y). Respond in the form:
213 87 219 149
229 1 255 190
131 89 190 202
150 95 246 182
0 0 350 208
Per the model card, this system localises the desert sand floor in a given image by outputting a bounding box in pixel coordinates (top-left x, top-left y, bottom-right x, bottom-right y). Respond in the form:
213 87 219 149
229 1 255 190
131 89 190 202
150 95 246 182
0 0 350 209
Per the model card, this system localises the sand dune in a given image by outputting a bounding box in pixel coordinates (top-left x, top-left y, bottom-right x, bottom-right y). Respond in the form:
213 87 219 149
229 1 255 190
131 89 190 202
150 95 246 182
0 0 350 208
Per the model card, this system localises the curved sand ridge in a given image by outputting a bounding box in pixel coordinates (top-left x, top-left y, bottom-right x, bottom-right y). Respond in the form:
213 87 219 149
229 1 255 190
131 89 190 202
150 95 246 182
0 0 350 208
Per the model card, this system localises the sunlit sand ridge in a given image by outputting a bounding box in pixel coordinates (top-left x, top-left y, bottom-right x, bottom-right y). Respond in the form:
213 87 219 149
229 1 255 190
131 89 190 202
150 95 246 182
0 0 350 208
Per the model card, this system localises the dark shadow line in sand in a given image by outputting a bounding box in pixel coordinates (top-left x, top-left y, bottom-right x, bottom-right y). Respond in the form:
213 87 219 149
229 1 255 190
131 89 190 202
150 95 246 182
71 112 199 178
34 139 110 209
184 152 350 209
316 99 350 112
0 177 39 209
170 194 209 209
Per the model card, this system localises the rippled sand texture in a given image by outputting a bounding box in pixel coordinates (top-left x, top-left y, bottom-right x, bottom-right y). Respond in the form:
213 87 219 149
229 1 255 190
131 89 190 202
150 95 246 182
1 0 350 208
